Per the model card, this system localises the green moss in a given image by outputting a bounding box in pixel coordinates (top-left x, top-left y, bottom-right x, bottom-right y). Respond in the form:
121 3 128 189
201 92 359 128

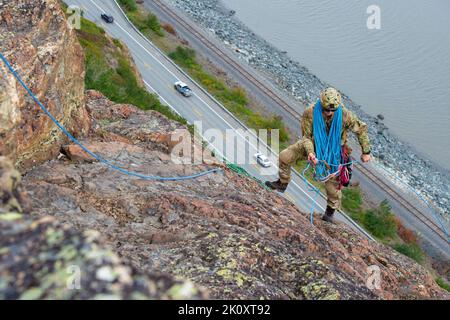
45 228 65 246
217 268 233 279
216 268 248 287
57 245 78 261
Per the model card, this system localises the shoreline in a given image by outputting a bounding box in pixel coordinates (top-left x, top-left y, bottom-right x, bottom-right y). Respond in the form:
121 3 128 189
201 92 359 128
166 0 449 219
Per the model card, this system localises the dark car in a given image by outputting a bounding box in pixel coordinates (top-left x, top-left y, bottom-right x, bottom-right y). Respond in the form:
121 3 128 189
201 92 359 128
101 13 114 23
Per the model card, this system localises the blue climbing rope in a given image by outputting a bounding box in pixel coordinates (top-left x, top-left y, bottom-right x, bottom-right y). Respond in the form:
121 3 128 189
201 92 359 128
0 51 221 180
313 100 343 180
300 162 321 224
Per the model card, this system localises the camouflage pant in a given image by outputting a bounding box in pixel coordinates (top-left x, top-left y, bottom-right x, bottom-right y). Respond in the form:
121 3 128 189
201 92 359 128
278 139 342 210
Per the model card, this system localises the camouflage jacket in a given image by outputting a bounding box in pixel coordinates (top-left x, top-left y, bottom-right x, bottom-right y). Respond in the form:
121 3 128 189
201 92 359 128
300 102 371 155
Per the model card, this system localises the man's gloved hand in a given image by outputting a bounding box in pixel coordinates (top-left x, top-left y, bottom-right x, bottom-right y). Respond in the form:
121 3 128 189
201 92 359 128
308 153 318 165
361 153 371 163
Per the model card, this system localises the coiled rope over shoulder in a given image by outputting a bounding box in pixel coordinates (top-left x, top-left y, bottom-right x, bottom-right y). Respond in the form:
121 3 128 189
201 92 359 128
0 51 221 180
313 100 343 180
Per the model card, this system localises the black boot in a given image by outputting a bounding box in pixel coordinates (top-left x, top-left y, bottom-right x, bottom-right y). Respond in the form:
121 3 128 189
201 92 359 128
322 206 335 223
265 179 288 192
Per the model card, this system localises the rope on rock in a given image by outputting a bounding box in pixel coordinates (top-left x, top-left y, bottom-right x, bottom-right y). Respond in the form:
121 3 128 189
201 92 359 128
226 162 270 190
0 51 221 181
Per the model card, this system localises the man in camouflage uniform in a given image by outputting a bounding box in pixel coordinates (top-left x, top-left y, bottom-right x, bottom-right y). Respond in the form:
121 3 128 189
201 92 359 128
265 87 371 223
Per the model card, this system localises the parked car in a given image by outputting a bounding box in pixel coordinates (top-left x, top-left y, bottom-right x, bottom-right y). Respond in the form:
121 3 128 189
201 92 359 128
101 13 114 23
174 81 192 97
254 153 271 168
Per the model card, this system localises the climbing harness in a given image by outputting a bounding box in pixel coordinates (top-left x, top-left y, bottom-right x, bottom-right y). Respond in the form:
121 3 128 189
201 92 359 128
0 51 221 181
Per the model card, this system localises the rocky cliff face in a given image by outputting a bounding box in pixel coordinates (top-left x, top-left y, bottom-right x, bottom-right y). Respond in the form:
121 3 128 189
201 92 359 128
0 0 89 169
0 155 206 299
18 90 448 300
0 0 448 300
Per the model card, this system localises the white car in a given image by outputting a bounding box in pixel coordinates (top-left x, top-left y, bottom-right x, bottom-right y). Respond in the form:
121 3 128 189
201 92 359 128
254 153 271 168
174 81 192 97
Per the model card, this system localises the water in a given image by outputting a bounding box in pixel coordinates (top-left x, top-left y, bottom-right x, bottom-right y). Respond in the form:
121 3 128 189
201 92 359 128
222 0 450 171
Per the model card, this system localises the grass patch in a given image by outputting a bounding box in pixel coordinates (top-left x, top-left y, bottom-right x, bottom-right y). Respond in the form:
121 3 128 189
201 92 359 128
392 243 424 264
119 0 164 37
342 189 397 239
364 200 397 239
118 0 137 12
436 278 450 292
342 186 427 264
76 17 186 125
342 186 363 216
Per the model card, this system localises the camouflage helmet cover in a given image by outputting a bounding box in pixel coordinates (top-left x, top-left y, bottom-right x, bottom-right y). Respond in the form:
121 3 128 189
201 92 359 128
320 87 341 110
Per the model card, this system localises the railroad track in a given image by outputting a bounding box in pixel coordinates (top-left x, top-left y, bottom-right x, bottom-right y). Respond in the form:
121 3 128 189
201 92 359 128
152 0 448 243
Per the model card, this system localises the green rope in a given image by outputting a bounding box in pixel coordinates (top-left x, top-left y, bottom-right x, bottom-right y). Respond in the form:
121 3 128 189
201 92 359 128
225 162 270 191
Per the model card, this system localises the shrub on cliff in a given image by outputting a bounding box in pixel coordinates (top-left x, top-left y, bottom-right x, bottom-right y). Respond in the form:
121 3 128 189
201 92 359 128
363 200 397 239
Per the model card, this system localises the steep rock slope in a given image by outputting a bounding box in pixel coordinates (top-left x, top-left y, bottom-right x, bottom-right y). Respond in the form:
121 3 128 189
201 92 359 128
0 0 89 169
21 91 449 300
0 155 206 299
0 0 447 300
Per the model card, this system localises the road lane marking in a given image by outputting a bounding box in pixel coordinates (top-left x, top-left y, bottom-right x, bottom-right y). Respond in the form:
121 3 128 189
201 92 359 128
285 193 295 203
88 0 325 211
192 107 203 118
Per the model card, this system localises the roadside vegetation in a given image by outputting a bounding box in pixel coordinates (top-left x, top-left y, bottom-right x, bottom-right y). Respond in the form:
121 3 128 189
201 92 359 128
119 0 164 37
75 16 186 125
341 186 426 264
